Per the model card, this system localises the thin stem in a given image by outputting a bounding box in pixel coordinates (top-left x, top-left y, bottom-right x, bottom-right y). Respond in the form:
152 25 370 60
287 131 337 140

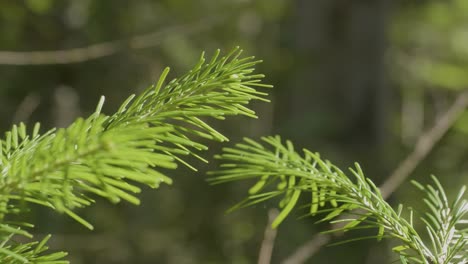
380 90 468 198
258 209 279 264
0 19 219 65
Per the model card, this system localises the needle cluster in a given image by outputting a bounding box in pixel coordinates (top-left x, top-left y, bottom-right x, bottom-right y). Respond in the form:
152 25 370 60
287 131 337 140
210 136 467 264
0 48 271 263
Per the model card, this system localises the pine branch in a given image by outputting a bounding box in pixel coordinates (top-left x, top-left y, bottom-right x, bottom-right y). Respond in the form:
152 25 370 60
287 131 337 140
0 47 271 263
210 136 467 264
412 177 467 263
0 234 67 264
281 90 468 264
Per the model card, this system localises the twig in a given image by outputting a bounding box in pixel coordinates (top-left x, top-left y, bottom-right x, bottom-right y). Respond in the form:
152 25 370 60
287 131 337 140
380 90 468 198
12 93 41 124
281 90 468 264
0 19 219 65
258 209 280 264
281 234 330 264
53 85 81 127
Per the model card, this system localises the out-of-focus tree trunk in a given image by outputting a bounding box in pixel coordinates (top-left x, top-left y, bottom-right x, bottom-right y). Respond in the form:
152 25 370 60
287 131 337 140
282 0 391 165
277 0 392 262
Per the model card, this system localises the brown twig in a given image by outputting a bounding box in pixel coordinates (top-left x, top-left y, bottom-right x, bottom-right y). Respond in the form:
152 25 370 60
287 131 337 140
53 85 81 127
380 89 468 198
258 209 280 264
281 90 468 264
12 93 41 124
0 19 218 65
281 234 330 264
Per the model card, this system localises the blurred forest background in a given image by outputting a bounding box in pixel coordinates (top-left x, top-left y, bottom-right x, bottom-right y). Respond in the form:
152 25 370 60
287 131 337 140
0 0 467 263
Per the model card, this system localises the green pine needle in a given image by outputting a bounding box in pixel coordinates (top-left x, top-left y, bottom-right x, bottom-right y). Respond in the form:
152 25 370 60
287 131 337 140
210 136 467 264
0 47 271 263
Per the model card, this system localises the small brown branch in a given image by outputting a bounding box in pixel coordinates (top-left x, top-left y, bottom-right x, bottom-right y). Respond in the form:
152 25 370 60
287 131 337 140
380 90 468 198
281 90 468 264
53 85 81 127
0 19 218 65
258 209 279 264
12 93 41 123
281 234 330 264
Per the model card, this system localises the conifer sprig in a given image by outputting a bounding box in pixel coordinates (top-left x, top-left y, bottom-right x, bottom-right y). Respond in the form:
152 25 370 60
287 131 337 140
210 136 467 264
0 47 271 263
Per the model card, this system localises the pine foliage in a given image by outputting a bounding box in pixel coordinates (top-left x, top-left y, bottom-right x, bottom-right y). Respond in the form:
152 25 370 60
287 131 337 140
210 136 468 264
0 47 271 263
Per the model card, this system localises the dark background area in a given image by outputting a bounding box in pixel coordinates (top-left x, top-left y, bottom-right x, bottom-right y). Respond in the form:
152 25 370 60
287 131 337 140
0 0 467 263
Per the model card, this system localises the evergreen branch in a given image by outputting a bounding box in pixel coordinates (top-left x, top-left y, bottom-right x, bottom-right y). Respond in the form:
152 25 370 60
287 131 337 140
282 90 468 264
210 136 468 264
412 177 467 263
0 234 67 264
0 47 270 262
